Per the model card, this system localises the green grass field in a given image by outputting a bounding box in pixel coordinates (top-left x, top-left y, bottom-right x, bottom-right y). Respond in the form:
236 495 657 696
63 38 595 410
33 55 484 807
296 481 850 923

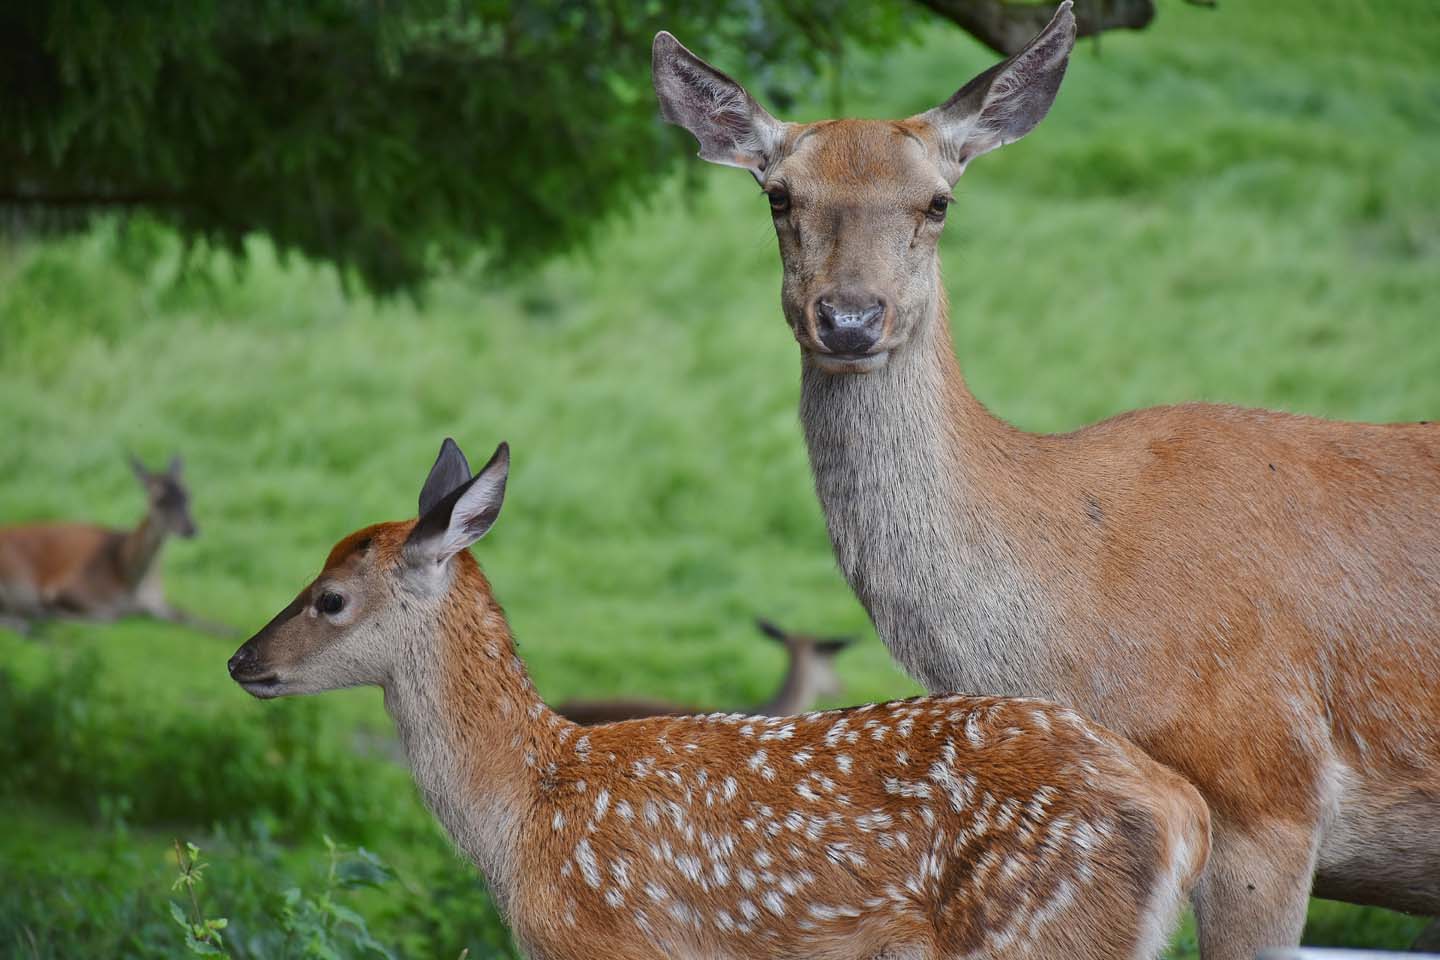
2 0 1437 955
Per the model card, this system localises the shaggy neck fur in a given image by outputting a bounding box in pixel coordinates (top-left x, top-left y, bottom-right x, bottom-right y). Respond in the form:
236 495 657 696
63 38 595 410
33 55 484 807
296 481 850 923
799 282 1077 698
382 554 571 918
119 510 169 589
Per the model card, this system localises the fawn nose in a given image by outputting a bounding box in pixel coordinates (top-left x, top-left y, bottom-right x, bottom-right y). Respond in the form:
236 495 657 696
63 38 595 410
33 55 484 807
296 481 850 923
228 644 258 679
814 294 885 354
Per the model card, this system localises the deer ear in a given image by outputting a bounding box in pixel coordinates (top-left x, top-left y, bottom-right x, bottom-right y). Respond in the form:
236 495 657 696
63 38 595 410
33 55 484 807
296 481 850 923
816 637 855 657
419 437 472 516
653 32 786 183
168 454 184 477
406 442 509 566
916 0 1075 182
755 617 789 643
129 454 151 484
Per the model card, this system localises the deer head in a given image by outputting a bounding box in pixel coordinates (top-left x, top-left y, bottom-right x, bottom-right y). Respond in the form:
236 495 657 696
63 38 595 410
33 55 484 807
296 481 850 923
130 453 198 538
754 616 853 703
227 438 509 698
653 2 1076 374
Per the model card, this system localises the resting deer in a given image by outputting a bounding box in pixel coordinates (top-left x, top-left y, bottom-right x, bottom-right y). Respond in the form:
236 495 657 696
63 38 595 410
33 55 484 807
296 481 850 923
557 618 854 726
652 4 1440 957
0 454 224 634
229 437 1209 960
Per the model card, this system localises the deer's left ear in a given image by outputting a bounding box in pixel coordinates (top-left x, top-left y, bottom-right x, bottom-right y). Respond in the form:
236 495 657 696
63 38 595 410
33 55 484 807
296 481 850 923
406 442 508 566
916 0 1075 182
653 31 787 182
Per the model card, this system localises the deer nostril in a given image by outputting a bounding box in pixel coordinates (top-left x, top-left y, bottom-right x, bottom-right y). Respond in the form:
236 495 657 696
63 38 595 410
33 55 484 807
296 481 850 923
814 295 885 354
227 646 255 678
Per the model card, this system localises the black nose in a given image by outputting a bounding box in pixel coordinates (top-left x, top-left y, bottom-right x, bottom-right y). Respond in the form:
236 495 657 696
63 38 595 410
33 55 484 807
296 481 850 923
228 644 257 679
815 296 885 355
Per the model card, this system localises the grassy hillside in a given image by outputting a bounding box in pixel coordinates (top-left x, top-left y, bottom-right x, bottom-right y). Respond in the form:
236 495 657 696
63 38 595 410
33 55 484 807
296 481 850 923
2 0 1437 954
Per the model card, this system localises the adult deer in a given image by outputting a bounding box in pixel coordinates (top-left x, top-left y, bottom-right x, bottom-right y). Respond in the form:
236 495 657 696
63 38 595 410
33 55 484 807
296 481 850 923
557 618 854 726
652 4 1440 957
229 438 1209 960
0 454 225 634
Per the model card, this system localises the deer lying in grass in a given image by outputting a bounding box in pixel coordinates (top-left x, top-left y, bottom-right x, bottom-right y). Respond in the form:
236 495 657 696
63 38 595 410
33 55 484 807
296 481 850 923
0 454 225 635
557 618 854 726
229 438 1209 960
652 3 1440 956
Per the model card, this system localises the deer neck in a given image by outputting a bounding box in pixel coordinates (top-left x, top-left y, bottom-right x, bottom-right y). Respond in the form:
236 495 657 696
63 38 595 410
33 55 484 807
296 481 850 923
118 510 169 589
382 560 571 918
753 649 821 716
798 286 1075 697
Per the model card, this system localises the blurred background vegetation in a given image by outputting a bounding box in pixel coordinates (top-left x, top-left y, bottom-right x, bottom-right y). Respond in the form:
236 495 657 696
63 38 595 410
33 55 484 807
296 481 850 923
2 0 1437 955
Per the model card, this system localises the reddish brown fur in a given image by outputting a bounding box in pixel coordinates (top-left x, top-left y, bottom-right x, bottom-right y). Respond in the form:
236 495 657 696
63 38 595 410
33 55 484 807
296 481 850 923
0 460 200 627
243 520 1209 960
652 24 1440 951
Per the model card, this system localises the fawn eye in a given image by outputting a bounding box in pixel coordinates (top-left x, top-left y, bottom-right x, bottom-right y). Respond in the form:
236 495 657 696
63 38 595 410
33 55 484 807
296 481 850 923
765 186 790 214
927 194 950 221
317 591 345 615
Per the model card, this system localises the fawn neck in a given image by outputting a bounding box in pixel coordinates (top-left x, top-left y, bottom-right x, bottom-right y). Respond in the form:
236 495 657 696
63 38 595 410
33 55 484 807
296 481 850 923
381 556 571 916
118 508 170 589
799 284 1081 697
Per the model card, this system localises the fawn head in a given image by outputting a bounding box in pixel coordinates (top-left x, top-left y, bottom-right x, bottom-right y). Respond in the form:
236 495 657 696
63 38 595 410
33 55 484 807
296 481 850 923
653 2 1075 374
228 438 509 699
755 616 853 700
131 453 197 538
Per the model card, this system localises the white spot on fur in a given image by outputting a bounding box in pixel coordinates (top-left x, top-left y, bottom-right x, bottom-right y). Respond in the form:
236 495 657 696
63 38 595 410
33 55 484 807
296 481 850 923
574 838 601 889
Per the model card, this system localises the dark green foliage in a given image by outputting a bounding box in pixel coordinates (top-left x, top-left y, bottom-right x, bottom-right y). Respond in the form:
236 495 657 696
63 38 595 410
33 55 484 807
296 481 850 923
0 656 518 958
0 652 394 838
0 1 912 293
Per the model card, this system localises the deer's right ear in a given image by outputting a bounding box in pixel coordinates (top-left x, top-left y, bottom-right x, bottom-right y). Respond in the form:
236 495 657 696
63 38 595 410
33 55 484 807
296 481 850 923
405 442 509 567
652 32 785 182
419 437 472 516
129 454 151 484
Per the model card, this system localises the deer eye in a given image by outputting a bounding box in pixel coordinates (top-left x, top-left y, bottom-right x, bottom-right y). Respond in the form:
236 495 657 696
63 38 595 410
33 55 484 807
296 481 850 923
765 186 790 214
926 194 950 221
317 591 345 615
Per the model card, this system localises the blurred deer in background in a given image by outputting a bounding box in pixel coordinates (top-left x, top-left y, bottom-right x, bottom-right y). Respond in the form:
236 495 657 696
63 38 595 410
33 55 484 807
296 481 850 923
557 617 854 726
229 437 1209 960
0 454 228 635
653 4 1440 957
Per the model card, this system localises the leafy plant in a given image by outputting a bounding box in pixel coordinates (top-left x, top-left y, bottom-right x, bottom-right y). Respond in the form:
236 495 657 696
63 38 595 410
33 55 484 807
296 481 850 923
170 841 229 957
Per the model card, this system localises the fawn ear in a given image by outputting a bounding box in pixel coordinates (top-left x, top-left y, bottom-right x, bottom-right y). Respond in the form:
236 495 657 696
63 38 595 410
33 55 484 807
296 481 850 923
168 454 184 477
915 0 1075 182
653 31 786 183
406 443 509 566
755 617 789 644
816 636 855 657
419 437 473 516
129 453 152 484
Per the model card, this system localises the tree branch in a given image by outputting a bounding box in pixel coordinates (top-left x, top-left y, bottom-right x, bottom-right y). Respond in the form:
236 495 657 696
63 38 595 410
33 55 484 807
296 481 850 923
914 0 1156 55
